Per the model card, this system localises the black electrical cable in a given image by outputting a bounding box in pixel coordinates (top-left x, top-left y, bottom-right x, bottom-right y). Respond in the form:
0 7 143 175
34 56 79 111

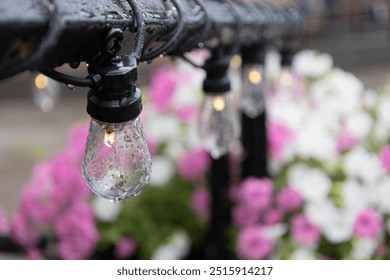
126 0 146 62
179 0 212 69
141 0 185 61
0 0 62 80
40 69 95 87
40 0 146 88
224 0 243 57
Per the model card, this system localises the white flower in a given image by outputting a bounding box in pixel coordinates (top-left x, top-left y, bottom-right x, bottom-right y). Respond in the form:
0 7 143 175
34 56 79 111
342 180 369 212
351 238 378 260
165 140 186 160
377 97 390 130
322 215 354 244
265 48 281 82
294 115 337 161
150 156 175 187
305 200 354 243
293 50 333 78
370 176 390 214
344 111 373 140
310 69 363 116
91 196 121 222
288 164 332 202
145 115 181 143
267 96 306 132
172 84 201 108
343 146 384 185
290 247 316 260
363 89 377 109
264 223 287 240
151 230 191 260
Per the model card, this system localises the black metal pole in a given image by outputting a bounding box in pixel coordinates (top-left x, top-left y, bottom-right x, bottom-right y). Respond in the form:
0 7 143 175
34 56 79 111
241 46 269 179
203 154 231 259
241 112 269 178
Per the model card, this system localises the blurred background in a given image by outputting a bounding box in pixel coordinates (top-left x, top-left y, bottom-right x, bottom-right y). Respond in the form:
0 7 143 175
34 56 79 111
1 0 390 259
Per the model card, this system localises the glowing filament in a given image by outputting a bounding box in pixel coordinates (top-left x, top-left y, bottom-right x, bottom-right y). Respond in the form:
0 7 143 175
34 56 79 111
104 130 115 148
213 96 226 112
248 69 262 85
230 55 242 69
280 71 293 87
35 74 49 89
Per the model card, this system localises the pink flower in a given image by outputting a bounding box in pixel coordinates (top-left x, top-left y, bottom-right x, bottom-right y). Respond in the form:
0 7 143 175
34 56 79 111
115 237 137 259
65 122 89 162
10 213 39 247
190 187 210 218
336 128 358 153
148 67 178 111
376 244 387 258
239 178 273 210
267 122 293 161
276 187 303 212
379 145 390 172
291 214 321 246
50 152 91 202
146 134 158 156
264 208 284 225
55 202 98 259
228 184 241 202
176 105 197 123
27 248 43 260
232 205 259 227
177 148 210 181
236 226 274 259
353 208 383 238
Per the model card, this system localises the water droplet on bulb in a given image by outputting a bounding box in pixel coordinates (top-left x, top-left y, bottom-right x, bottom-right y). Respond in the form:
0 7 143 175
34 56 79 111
66 84 76 90
198 42 205 48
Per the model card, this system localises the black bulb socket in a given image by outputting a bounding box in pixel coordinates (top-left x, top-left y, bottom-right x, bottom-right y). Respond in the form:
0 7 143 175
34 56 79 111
203 57 231 94
87 56 142 124
242 46 266 65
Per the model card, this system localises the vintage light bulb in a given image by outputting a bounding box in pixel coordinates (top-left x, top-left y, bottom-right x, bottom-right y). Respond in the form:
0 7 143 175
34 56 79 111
32 73 60 112
82 117 152 203
82 57 151 202
241 64 266 118
198 92 240 159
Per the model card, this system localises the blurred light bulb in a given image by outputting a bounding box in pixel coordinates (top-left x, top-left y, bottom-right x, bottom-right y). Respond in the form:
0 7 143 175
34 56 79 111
280 68 293 87
241 65 265 118
248 68 262 85
35 74 49 89
82 117 152 203
199 93 240 159
230 55 242 69
213 96 226 111
32 73 60 113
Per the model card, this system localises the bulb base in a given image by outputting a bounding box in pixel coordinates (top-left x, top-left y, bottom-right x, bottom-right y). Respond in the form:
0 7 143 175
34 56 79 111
87 87 142 123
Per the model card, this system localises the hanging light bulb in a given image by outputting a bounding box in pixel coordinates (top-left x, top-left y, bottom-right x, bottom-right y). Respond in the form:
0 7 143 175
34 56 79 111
32 73 60 112
199 57 240 159
278 49 301 97
82 57 152 202
240 49 266 118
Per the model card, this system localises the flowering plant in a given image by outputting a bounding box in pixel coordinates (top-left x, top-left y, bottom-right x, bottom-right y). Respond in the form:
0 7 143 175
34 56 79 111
4 49 390 260
233 50 390 260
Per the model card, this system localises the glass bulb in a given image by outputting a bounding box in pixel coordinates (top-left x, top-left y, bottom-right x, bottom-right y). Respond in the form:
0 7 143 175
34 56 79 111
241 65 265 118
82 117 152 203
198 92 240 159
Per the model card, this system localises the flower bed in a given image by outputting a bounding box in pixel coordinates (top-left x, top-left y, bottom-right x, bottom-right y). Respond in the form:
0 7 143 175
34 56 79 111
3 50 390 260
